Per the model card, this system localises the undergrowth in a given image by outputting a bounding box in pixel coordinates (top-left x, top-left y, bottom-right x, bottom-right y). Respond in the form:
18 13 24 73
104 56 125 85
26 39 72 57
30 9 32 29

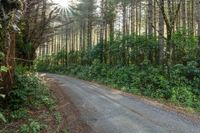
0 67 59 133
37 60 200 112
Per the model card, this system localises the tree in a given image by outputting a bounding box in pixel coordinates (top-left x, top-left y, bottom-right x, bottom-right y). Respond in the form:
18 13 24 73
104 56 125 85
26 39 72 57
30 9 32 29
38 0 200 69
16 0 57 66
156 0 183 67
148 0 153 36
158 0 164 64
0 0 22 103
196 0 200 46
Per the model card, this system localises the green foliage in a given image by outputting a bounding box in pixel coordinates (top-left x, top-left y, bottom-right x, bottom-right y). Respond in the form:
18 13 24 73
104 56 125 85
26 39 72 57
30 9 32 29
36 32 200 111
0 66 9 72
0 70 56 132
20 119 44 133
0 112 6 123
172 29 199 62
8 73 55 110
0 64 7 97
11 108 28 119
54 112 62 124
41 96 55 109
0 52 7 123
15 65 30 75
170 86 194 106
37 61 200 110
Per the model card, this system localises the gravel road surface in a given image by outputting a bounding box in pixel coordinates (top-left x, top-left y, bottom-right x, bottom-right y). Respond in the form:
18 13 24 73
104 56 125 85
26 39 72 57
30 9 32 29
44 73 200 133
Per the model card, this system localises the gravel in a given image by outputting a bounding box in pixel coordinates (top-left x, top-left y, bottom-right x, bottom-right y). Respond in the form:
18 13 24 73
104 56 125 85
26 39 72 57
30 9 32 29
45 73 200 133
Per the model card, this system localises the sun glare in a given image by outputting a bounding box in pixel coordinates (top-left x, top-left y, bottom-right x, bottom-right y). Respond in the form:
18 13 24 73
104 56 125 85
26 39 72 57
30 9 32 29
53 0 69 8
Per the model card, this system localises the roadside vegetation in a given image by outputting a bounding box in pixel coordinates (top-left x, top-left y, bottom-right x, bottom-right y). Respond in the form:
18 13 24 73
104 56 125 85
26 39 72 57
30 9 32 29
0 66 65 133
1 0 200 132
36 32 200 112
35 0 200 113
0 0 69 132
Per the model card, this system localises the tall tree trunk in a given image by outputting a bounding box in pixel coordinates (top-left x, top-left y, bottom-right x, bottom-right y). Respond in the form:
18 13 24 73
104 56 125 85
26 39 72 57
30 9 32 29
109 21 114 65
148 0 153 35
104 24 108 64
191 0 194 35
65 32 68 66
136 2 138 35
131 1 135 34
148 0 153 63
153 0 157 36
159 4 164 65
100 0 105 63
122 2 127 65
139 1 142 35
182 0 186 27
196 0 200 46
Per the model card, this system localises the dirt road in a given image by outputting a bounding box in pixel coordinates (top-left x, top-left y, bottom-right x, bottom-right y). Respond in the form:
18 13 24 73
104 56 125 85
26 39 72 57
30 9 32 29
43 73 200 133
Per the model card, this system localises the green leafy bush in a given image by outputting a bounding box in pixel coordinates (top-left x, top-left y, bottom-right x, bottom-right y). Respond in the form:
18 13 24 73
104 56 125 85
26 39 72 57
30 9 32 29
11 108 28 119
37 62 200 110
20 119 45 133
170 86 194 106
8 73 54 110
35 32 200 111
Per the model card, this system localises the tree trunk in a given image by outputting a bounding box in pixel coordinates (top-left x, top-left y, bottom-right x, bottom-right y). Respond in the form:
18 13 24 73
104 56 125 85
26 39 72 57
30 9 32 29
131 1 135 34
196 0 200 46
148 0 153 35
182 0 186 27
159 2 164 65
122 3 127 65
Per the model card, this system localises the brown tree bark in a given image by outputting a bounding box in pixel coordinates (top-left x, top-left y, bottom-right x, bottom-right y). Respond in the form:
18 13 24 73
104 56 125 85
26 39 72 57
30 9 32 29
196 0 200 46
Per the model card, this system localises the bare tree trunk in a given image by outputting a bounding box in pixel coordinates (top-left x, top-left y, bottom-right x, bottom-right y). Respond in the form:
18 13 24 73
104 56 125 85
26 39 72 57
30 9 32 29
154 0 157 36
122 2 127 65
159 2 164 65
139 1 142 35
100 0 104 63
136 2 138 35
131 1 135 34
65 32 68 66
148 0 153 35
196 0 200 46
182 0 186 27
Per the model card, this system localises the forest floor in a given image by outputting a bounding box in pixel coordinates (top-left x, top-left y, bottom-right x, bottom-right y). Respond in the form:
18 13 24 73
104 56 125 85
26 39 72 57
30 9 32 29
0 74 92 133
42 73 200 133
44 76 92 133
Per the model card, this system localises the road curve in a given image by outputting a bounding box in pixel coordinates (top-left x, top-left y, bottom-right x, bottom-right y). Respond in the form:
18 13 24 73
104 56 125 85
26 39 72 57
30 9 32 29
44 73 200 133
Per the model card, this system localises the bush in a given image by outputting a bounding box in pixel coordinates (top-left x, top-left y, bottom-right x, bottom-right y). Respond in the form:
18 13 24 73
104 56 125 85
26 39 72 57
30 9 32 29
34 30 200 111
170 86 194 106
8 73 54 110
11 108 28 119
0 71 57 132
36 59 200 110
20 119 45 133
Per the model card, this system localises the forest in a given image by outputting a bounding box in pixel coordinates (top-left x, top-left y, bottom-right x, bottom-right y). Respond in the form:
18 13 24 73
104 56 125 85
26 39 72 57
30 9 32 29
0 0 200 132
37 0 200 110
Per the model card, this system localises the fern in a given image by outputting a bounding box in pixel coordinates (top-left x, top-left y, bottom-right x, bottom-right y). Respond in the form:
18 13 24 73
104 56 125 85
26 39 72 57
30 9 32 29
0 112 6 123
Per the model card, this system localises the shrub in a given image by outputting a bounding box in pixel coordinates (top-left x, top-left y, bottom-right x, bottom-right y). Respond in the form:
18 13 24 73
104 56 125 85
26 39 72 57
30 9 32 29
11 108 28 119
0 112 6 123
170 86 194 106
36 60 200 110
8 73 54 110
20 120 45 133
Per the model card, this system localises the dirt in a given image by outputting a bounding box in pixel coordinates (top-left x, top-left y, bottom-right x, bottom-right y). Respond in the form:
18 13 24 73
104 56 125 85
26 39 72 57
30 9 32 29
45 77 92 133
